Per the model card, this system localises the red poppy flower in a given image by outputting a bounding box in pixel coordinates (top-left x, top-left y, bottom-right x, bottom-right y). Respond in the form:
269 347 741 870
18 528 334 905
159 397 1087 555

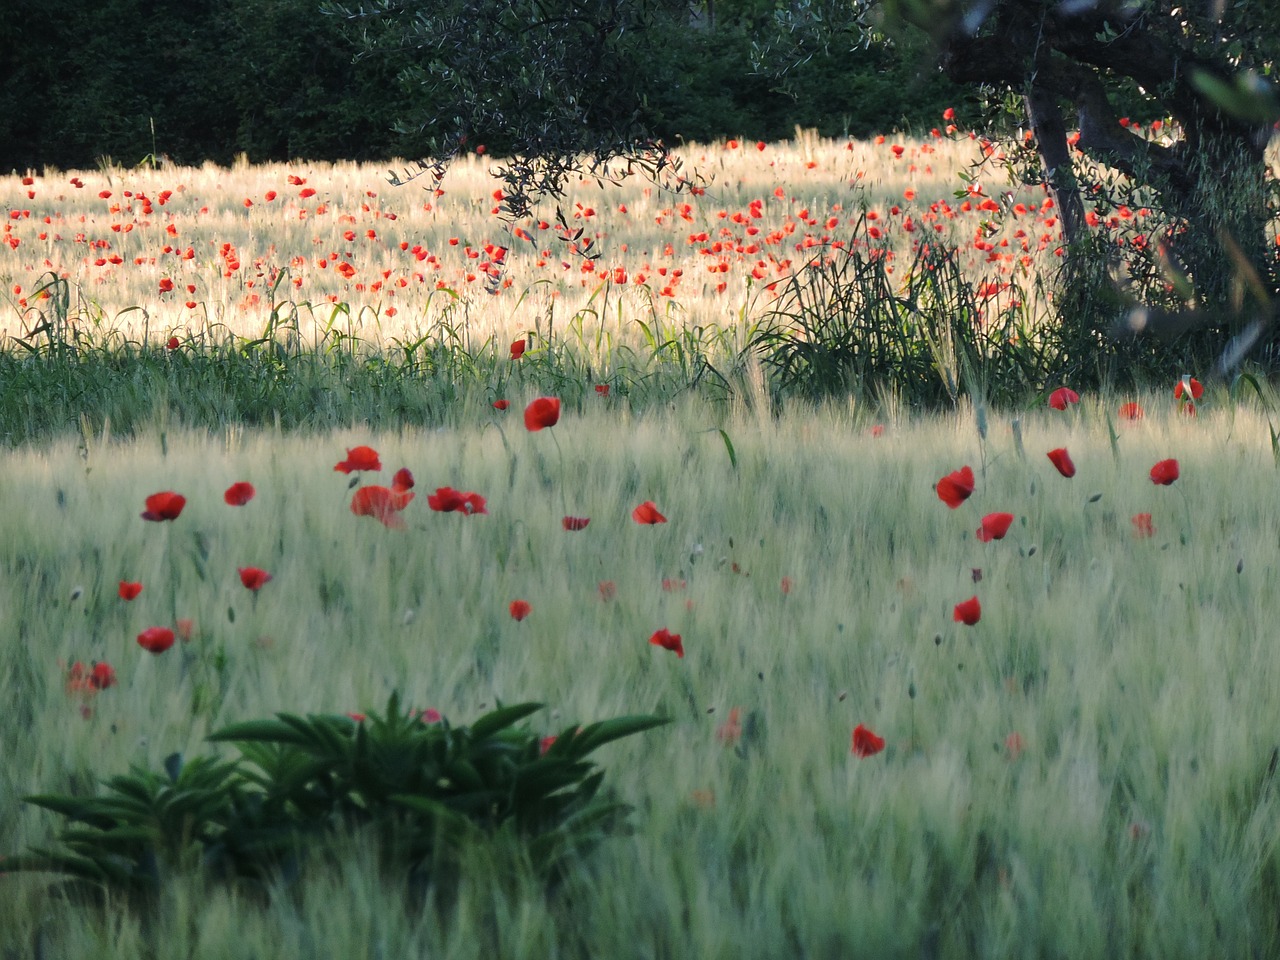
509 599 532 621
661 578 686 592
391 468 414 493
781 576 794 594
649 627 684 658
851 723 886 758
166 335 181 350
1131 513 1154 538
137 626 176 654
69 660 116 694
716 707 743 745
595 384 610 397
141 491 186 521
224 482 255 506
238 567 273 591
428 486 464 512
976 512 1014 542
334 445 382 474
1119 402 1144 421
1048 387 1079 410
351 485 415 528
953 596 981 625
562 516 590 531
492 399 510 410
1005 732 1025 760
1047 448 1076 478
510 338 527 360
1174 377 1203 400
90 662 117 689
426 486 486 515
935 466 975 508
1150 459 1179 485
118 580 143 601
524 397 561 431
632 500 667 524
598 581 617 601
176 618 195 641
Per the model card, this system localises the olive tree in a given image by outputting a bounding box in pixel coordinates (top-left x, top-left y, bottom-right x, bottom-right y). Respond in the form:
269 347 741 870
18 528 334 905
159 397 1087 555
878 0 1279 361
328 0 1279 368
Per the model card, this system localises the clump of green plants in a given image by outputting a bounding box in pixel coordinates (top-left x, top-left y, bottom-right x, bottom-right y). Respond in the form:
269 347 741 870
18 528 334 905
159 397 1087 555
748 216 1059 406
8 694 666 904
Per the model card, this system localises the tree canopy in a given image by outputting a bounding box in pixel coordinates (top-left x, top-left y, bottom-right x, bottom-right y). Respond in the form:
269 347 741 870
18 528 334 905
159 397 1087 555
878 0 1280 365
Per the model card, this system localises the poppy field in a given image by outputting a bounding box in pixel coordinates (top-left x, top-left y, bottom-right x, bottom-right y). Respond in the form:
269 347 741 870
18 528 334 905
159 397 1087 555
5 136 1280 957
2 131 1069 342
4 379 1280 957
4 129 1260 439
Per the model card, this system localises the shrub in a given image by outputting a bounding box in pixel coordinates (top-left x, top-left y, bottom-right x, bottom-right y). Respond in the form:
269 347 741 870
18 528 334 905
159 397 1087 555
7 695 666 904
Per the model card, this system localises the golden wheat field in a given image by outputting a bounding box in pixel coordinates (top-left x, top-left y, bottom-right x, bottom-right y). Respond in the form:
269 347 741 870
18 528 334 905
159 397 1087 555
1 131 1100 350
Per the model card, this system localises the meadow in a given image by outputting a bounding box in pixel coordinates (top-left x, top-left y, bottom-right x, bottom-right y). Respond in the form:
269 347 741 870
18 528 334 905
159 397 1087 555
0 130 1095 436
2 130 1057 343
4 390 1280 958
4 136 1280 958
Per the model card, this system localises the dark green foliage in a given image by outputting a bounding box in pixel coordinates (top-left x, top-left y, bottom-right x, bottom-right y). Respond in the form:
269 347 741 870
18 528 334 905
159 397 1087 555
642 19 957 144
0 0 962 172
325 0 706 216
7 694 667 902
0 0 424 170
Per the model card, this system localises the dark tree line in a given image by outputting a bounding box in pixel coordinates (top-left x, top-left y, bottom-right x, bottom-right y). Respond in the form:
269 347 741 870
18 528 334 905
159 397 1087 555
0 0 956 173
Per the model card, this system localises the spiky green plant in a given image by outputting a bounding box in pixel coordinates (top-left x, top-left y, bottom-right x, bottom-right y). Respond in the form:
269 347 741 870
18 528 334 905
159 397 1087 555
8 694 666 904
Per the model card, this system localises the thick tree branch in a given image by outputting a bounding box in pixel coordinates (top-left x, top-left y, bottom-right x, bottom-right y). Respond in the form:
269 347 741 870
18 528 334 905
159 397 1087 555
1024 81 1083 245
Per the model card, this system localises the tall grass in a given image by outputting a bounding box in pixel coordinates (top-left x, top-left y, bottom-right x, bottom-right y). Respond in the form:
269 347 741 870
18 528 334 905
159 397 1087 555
750 216 1068 406
0 271 751 444
4 391 1280 957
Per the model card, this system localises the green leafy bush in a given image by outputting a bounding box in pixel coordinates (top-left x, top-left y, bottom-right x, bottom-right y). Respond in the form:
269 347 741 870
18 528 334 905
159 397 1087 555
7 695 666 903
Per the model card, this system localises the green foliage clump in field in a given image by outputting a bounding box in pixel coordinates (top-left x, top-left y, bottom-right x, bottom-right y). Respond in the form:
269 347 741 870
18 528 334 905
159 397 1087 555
9 695 665 902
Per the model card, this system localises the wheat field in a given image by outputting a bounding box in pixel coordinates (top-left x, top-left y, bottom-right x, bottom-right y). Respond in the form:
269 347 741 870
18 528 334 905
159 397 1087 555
3 383 1280 957
2 132 1072 352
